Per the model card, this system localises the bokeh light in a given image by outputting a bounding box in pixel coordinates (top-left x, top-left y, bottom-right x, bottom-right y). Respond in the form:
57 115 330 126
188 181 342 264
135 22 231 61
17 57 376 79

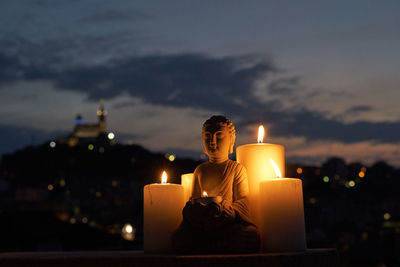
107 132 115 140
122 223 136 241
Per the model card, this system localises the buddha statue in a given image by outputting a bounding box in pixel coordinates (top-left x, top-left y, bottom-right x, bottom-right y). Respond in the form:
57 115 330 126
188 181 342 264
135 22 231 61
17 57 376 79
172 115 260 253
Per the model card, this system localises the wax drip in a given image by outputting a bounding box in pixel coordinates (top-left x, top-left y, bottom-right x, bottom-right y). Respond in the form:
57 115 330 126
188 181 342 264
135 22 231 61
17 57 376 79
147 186 153 204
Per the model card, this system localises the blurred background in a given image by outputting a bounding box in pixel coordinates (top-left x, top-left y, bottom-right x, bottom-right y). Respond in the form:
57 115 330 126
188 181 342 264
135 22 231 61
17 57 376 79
0 1 399 266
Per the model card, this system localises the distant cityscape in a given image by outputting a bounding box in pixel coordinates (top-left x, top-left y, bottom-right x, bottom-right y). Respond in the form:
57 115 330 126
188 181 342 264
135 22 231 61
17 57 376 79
0 104 399 266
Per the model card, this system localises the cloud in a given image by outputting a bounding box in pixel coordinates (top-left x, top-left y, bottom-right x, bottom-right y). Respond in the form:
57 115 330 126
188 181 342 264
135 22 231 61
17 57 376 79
0 53 24 86
79 10 152 23
1 48 400 145
20 53 277 115
346 105 374 114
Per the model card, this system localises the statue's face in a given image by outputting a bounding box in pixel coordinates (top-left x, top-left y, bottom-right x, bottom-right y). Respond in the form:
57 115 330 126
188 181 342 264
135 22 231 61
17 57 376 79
203 124 231 160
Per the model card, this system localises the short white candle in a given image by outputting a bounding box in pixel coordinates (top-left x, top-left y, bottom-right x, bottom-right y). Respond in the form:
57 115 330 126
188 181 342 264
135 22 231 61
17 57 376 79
143 171 185 253
181 173 194 202
259 160 306 252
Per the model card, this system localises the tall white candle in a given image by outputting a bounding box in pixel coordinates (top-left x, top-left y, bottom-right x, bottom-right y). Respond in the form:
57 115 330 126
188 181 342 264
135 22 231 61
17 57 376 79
181 173 194 202
143 171 185 253
236 125 285 227
259 160 306 252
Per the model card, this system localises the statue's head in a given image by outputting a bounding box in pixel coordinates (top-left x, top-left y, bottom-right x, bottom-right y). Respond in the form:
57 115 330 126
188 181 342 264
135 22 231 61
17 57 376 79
202 115 236 161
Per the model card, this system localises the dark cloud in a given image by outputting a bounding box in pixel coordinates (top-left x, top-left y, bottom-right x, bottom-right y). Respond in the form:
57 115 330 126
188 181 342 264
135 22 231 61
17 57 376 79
79 10 152 23
267 76 300 95
34 53 277 115
265 109 400 143
1 49 400 144
346 105 374 113
0 53 24 86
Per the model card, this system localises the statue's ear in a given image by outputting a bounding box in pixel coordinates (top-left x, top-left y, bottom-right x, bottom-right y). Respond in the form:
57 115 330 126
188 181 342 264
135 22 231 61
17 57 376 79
229 135 235 154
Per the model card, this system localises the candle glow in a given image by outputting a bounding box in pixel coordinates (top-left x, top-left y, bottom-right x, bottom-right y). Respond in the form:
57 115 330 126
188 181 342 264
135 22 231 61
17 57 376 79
270 159 282 179
236 124 285 232
161 171 167 184
202 191 208 197
257 125 265 143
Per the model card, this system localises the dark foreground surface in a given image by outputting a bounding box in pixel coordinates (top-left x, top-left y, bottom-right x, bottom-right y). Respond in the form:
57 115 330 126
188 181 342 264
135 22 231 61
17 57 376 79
0 249 339 267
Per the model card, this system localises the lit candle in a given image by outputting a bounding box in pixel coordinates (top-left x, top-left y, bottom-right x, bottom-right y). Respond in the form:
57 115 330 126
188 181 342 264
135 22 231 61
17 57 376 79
181 173 194 202
236 125 285 226
143 171 185 253
191 190 222 205
259 159 306 252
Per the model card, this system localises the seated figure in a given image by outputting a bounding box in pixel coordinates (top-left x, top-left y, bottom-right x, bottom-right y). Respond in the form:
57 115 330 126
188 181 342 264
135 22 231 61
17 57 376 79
173 115 260 253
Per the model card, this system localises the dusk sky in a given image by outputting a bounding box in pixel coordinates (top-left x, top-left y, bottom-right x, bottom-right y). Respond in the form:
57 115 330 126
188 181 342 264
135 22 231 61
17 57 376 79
1 0 400 166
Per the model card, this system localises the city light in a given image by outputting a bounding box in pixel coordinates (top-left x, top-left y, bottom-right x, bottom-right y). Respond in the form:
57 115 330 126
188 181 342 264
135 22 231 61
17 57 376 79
88 144 94 150
122 223 136 241
49 141 56 148
323 176 330 183
359 171 365 178
48 184 54 191
384 213 391 220
296 167 303 174
59 179 66 187
309 197 317 204
69 217 77 224
107 132 115 140
82 217 88 224
348 180 356 187
168 154 176 162
99 147 105 153
361 167 367 173
361 232 368 240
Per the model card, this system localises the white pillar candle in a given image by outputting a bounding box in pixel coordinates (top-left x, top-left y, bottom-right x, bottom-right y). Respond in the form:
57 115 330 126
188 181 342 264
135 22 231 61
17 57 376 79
181 173 194 202
259 178 306 252
236 125 285 228
143 171 185 253
259 160 306 252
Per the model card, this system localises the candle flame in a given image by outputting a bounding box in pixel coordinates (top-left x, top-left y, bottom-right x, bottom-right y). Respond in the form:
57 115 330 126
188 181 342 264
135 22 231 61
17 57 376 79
161 171 168 184
257 125 265 143
270 159 282 178
202 191 208 197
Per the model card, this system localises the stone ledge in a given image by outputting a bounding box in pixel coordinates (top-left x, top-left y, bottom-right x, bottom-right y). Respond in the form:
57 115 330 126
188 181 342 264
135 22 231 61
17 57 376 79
0 249 339 267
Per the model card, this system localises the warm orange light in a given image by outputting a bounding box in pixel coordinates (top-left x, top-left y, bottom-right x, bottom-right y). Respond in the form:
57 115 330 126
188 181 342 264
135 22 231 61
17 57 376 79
358 171 365 178
161 171 168 184
270 159 282 178
257 125 265 143
297 168 303 174
202 191 208 197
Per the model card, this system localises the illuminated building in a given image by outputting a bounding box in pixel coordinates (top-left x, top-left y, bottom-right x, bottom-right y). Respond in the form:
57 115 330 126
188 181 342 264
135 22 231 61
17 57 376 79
58 99 111 146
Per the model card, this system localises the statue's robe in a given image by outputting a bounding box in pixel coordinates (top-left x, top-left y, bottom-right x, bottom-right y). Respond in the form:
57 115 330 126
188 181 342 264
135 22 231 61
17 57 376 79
172 160 260 253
